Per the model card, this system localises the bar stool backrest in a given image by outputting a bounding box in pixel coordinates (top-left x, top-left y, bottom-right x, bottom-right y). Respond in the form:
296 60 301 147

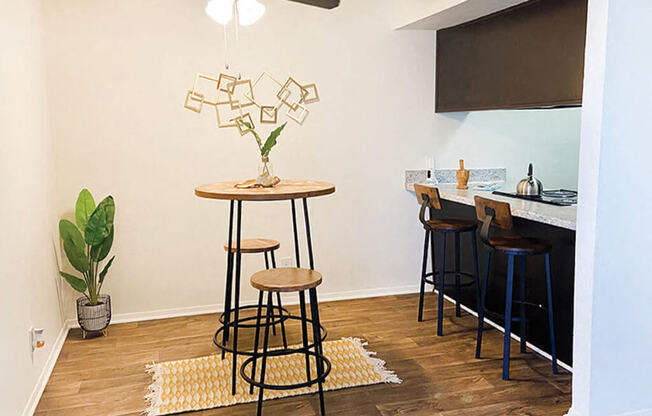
414 184 442 226
474 196 513 243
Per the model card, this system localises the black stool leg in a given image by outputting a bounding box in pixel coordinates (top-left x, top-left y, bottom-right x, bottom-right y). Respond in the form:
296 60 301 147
475 250 491 358
418 229 430 322
471 232 481 339
437 231 446 336
232 200 243 395
519 255 527 354
299 291 311 383
222 201 235 360
256 293 274 416
309 288 326 416
263 253 277 336
249 291 265 395
503 254 515 381
270 251 288 349
454 232 461 318
545 253 559 374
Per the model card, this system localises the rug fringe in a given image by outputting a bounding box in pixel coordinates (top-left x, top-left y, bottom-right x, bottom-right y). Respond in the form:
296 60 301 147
144 362 163 416
345 337 403 384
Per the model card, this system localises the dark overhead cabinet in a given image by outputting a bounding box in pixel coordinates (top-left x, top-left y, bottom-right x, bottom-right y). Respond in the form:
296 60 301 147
435 0 588 113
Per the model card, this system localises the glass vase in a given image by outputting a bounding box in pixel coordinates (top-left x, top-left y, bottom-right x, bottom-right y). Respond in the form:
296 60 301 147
257 156 276 187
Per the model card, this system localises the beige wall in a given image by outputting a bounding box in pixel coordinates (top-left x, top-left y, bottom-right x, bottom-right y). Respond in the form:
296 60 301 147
43 0 436 319
0 0 64 414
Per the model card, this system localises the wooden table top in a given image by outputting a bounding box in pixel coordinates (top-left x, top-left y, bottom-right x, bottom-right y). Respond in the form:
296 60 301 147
195 179 336 201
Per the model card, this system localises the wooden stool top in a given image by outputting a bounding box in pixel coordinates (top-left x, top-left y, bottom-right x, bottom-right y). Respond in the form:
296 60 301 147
195 180 335 201
426 219 478 232
223 238 280 254
250 268 322 293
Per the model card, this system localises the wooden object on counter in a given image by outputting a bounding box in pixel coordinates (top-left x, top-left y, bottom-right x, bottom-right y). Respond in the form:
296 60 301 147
456 159 469 190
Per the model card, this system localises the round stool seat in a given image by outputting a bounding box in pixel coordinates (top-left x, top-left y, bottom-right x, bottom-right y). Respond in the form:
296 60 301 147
426 218 478 232
223 238 280 253
251 268 322 293
488 235 552 255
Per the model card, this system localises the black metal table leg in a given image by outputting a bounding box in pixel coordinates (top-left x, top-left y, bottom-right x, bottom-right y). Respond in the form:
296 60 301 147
222 201 235 360
232 200 243 395
291 199 301 268
270 251 288 348
263 252 278 336
302 198 315 270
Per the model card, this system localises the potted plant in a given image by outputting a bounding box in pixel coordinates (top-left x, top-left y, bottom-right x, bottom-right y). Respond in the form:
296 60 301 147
236 121 287 188
59 189 115 338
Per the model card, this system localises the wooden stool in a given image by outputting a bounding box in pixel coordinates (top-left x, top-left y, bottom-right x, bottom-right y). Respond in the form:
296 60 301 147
241 268 329 416
219 239 288 358
414 184 481 336
474 196 558 380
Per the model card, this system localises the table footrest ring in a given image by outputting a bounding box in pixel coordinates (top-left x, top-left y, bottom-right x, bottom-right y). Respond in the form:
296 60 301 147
219 304 290 328
213 314 327 357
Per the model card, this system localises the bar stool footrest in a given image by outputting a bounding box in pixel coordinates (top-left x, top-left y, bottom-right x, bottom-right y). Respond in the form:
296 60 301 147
240 351 332 391
219 304 290 328
423 270 477 288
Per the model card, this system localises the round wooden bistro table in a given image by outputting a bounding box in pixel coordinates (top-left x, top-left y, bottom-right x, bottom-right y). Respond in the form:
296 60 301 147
194 179 336 396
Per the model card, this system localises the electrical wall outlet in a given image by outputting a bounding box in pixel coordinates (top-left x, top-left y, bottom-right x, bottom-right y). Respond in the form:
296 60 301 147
279 256 293 267
31 327 45 352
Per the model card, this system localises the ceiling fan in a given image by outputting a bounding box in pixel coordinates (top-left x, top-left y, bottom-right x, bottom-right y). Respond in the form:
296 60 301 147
287 0 340 9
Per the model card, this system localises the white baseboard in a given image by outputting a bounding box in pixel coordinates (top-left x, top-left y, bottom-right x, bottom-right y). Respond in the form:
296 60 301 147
22 322 70 416
565 406 652 416
65 284 423 328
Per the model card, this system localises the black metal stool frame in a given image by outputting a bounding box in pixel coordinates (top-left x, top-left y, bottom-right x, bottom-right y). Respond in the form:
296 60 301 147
217 198 320 396
474 204 559 380
241 287 330 416
416 192 481 337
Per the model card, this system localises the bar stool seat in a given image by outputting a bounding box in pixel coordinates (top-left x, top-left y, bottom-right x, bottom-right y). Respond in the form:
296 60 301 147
488 235 552 255
223 238 280 253
251 268 322 292
426 218 478 232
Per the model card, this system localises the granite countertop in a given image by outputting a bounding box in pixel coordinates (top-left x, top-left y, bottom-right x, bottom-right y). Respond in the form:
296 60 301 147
408 182 577 231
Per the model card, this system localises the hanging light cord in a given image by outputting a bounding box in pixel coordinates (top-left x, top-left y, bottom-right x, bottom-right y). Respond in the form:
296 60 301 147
223 0 241 79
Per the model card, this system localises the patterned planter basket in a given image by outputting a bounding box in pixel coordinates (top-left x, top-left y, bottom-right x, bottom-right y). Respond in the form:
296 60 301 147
77 294 111 338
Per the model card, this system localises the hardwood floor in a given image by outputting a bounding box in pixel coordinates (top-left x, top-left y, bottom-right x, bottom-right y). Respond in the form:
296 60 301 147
35 293 571 415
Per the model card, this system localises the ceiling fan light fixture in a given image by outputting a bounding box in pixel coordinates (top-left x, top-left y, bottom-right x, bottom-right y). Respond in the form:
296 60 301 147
205 0 234 25
237 0 265 25
205 0 265 26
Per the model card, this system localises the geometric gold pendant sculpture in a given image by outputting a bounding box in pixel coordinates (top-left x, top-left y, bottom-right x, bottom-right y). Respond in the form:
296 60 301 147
184 71 319 133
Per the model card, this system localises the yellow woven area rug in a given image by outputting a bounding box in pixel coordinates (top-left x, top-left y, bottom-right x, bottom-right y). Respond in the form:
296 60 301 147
145 338 401 415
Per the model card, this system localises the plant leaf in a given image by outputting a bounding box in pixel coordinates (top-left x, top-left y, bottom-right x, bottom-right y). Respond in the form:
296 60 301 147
60 271 87 293
91 226 113 261
261 122 287 157
99 256 115 285
241 121 263 148
59 220 89 273
75 189 95 231
84 208 108 246
97 196 115 231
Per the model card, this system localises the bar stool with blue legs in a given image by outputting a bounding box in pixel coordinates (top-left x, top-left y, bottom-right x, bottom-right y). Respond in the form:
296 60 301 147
414 184 481 336
473 196 558 380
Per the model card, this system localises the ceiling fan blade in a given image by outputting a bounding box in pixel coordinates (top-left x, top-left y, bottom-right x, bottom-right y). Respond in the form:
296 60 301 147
287 0 340 9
